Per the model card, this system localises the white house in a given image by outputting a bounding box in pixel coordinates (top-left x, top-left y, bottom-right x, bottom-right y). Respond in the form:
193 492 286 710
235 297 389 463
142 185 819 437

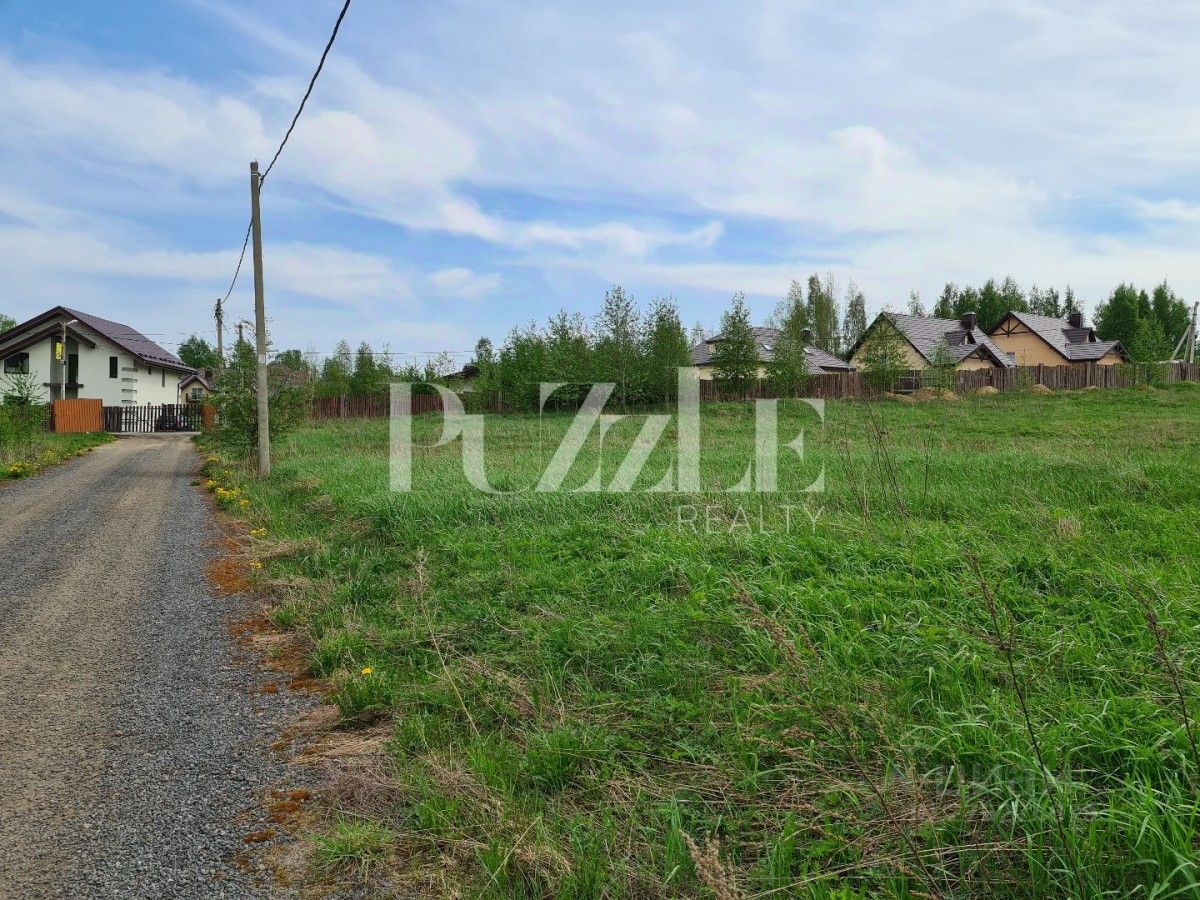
0 306 196 406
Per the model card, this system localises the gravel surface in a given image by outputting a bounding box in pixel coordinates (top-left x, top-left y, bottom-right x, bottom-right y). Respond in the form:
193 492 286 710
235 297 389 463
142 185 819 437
0 436 313 898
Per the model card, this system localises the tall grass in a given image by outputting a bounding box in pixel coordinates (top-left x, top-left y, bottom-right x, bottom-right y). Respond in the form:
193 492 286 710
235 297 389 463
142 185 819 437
212 384 1200 897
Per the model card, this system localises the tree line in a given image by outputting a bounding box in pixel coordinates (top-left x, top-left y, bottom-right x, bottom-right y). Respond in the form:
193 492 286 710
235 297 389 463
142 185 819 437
169 272 1193 412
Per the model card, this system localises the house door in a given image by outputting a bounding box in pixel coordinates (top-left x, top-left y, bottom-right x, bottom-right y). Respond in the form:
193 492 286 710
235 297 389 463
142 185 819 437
67 354 79 399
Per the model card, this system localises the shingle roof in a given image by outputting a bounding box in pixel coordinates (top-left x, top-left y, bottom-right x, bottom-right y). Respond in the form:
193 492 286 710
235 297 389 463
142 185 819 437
1065 340 1123 361
63 307 193 373
691 326 853 374
1000 311 1125 362
0 306 194 374
179 371 213 390
882 313 1017 368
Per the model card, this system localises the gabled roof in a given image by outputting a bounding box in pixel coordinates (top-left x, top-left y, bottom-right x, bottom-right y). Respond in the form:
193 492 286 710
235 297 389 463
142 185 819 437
179 371 213 391
856 312 1017 368
0 306 194 374
994 311 1126 362
691 326 853 374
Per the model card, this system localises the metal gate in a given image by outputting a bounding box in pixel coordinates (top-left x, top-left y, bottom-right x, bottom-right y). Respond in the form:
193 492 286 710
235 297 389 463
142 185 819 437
102 404 203 433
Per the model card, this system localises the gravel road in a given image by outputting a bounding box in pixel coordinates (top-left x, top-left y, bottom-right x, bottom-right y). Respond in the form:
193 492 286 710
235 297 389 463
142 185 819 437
0 436 307 898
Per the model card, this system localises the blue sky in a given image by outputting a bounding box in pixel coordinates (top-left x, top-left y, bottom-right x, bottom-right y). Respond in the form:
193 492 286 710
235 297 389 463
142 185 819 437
2 1 1198 366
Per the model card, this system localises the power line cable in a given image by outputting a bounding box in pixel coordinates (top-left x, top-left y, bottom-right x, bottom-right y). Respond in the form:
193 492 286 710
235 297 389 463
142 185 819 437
219 223 253 308
260 0 352 184
215 0 352 309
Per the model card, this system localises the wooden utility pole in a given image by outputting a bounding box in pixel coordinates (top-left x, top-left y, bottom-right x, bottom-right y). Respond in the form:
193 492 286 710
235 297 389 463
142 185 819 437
250 160 271 476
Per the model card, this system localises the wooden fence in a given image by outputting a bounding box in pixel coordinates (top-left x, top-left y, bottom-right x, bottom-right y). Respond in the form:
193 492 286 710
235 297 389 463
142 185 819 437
102 404 204 433
52 398 103 433
309 392 443 420
700 361 1200 402
303 361 1200 422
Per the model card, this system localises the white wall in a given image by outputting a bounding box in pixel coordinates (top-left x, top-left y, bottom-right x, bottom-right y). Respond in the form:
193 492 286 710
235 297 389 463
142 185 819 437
1 321 188 405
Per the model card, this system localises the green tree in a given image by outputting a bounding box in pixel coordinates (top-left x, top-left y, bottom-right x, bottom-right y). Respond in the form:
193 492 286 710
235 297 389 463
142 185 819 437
274 349 307 371
545 310 592 407
954 286 981 323
211 338 310 458
318 340 353 397
594 285 643 408
0 313 16 333
1127 317 1169 363
772 282 813 396
1095 283 1141 345
858 315 908 393
806 273 840 353
907 290 925 317
1062 286 1080 317
472 337 495 366
975 279 1006 331
841 281 868 351
1151 280 1190 346
178 334 222 371
711 293 760 394
643 298 692 406
350 342 386 397
495 322 549 412
997 276 1028 322
773 280 808 333
934 283 958 319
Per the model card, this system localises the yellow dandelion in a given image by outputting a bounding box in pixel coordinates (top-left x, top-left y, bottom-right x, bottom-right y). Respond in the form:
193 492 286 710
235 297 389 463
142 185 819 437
239 498 250 507
361 667 374 677
249 527 267 538
249 560 263 571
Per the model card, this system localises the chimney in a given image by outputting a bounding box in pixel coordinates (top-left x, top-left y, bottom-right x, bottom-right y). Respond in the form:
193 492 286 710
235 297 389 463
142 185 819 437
960 311 977 332
800 327 814 345
1067 310 1083 328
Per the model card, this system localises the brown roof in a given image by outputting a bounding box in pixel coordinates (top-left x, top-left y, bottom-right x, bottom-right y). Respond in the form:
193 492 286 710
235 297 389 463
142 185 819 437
691 326 853 374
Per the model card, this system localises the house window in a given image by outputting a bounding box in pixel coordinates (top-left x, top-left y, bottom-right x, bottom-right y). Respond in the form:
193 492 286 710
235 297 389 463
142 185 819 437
3 352 29 374
109 356 118 378
189 387 203 401
161 369 165 387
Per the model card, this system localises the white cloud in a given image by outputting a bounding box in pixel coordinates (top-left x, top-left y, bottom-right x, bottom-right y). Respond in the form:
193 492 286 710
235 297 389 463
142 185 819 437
427 267 502 300
7 0 1200 350
515 220 722 257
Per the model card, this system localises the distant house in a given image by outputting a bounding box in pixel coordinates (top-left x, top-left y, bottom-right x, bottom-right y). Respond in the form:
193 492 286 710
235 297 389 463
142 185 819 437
445 363 480 392
690 327 853 379
989 310 1125 366
848 312 1016 371
0 306 195 405
178 370 214 403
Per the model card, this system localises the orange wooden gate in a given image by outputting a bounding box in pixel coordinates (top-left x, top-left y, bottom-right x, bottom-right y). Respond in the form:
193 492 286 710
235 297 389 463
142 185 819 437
53 398 103 433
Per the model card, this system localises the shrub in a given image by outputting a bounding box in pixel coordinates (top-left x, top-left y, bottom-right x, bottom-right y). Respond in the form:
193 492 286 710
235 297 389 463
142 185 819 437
210 340 310 459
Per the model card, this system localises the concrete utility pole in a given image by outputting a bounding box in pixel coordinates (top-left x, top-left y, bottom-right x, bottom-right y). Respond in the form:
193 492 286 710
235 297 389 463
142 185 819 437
214 297 225 365
1170 301 1199 365
250 160 271 476
59 318 78 400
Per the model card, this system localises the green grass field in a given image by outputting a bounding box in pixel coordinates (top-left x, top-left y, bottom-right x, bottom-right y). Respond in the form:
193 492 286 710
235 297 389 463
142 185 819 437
208 384 1200 898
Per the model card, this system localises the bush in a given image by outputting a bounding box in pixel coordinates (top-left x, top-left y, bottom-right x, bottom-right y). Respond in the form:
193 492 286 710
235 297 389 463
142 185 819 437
0 372 49 459
210 341 311 459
